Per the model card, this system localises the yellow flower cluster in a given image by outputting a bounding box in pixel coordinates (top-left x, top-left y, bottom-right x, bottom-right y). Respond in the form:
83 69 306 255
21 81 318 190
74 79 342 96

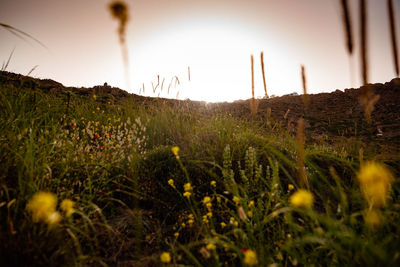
289 189 314 208
187 213 194 227
26 192 75 226
183 183 192 199
203 196 212 210
357 161 393 208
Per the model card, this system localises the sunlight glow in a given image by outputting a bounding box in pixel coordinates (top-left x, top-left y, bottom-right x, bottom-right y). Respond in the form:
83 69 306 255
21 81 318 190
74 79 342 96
129 16 301 102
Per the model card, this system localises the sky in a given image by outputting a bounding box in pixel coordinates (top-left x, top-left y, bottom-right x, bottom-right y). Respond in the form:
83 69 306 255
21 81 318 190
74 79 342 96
1 0 399 102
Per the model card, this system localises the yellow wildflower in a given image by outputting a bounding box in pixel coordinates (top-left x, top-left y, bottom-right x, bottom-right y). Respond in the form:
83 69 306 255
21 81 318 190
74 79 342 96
289 189 314 208
181 222 186 228
248 200 255 208
174 232 179 238
220 222 227 228
26 192 58 223
243 249 258 266
160 252 171 263
168 179 175 188
188 219 194 226
206 203 212 210
203 196 211 204
93 94 97 100
184 183 192 192
60 199 75 218
171 146 179 158
206 212 213 218
183 192 191 198
357 161 393 208
206 243 216 250
210 180 217 187
288 184 295 191
247 211 253 218
233 196 240 204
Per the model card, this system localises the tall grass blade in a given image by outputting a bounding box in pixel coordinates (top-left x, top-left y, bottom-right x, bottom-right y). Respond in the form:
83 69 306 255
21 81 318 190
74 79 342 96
340 0 353 55
388 0 399 77
360 0 369 84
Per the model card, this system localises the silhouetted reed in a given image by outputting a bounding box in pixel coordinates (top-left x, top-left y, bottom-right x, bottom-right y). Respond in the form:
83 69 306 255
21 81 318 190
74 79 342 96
340 0 353 55
388 0 399 77
360 0 368 84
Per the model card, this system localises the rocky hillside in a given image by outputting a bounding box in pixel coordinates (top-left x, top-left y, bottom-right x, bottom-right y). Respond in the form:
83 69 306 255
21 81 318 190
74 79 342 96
1 70 399 142
209 78 400 140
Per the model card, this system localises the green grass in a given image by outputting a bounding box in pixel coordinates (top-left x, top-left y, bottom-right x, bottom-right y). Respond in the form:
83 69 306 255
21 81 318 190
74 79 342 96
0 79 399 266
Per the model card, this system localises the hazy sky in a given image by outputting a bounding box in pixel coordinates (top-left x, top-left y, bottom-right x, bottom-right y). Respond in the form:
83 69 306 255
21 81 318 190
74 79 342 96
1 0 399 102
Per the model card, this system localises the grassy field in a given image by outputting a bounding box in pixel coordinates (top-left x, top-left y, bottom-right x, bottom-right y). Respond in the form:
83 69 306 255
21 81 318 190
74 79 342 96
0 76 399 266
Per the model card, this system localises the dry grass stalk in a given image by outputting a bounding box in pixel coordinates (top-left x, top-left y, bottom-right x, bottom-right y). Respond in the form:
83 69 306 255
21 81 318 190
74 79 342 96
388 0 399 77
260 52 268 98
188 66 191 81
250 54 258 117
301 65 309 109
359 147 364 166
340 0 353 55
296 118 308 188
360 0 369 84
